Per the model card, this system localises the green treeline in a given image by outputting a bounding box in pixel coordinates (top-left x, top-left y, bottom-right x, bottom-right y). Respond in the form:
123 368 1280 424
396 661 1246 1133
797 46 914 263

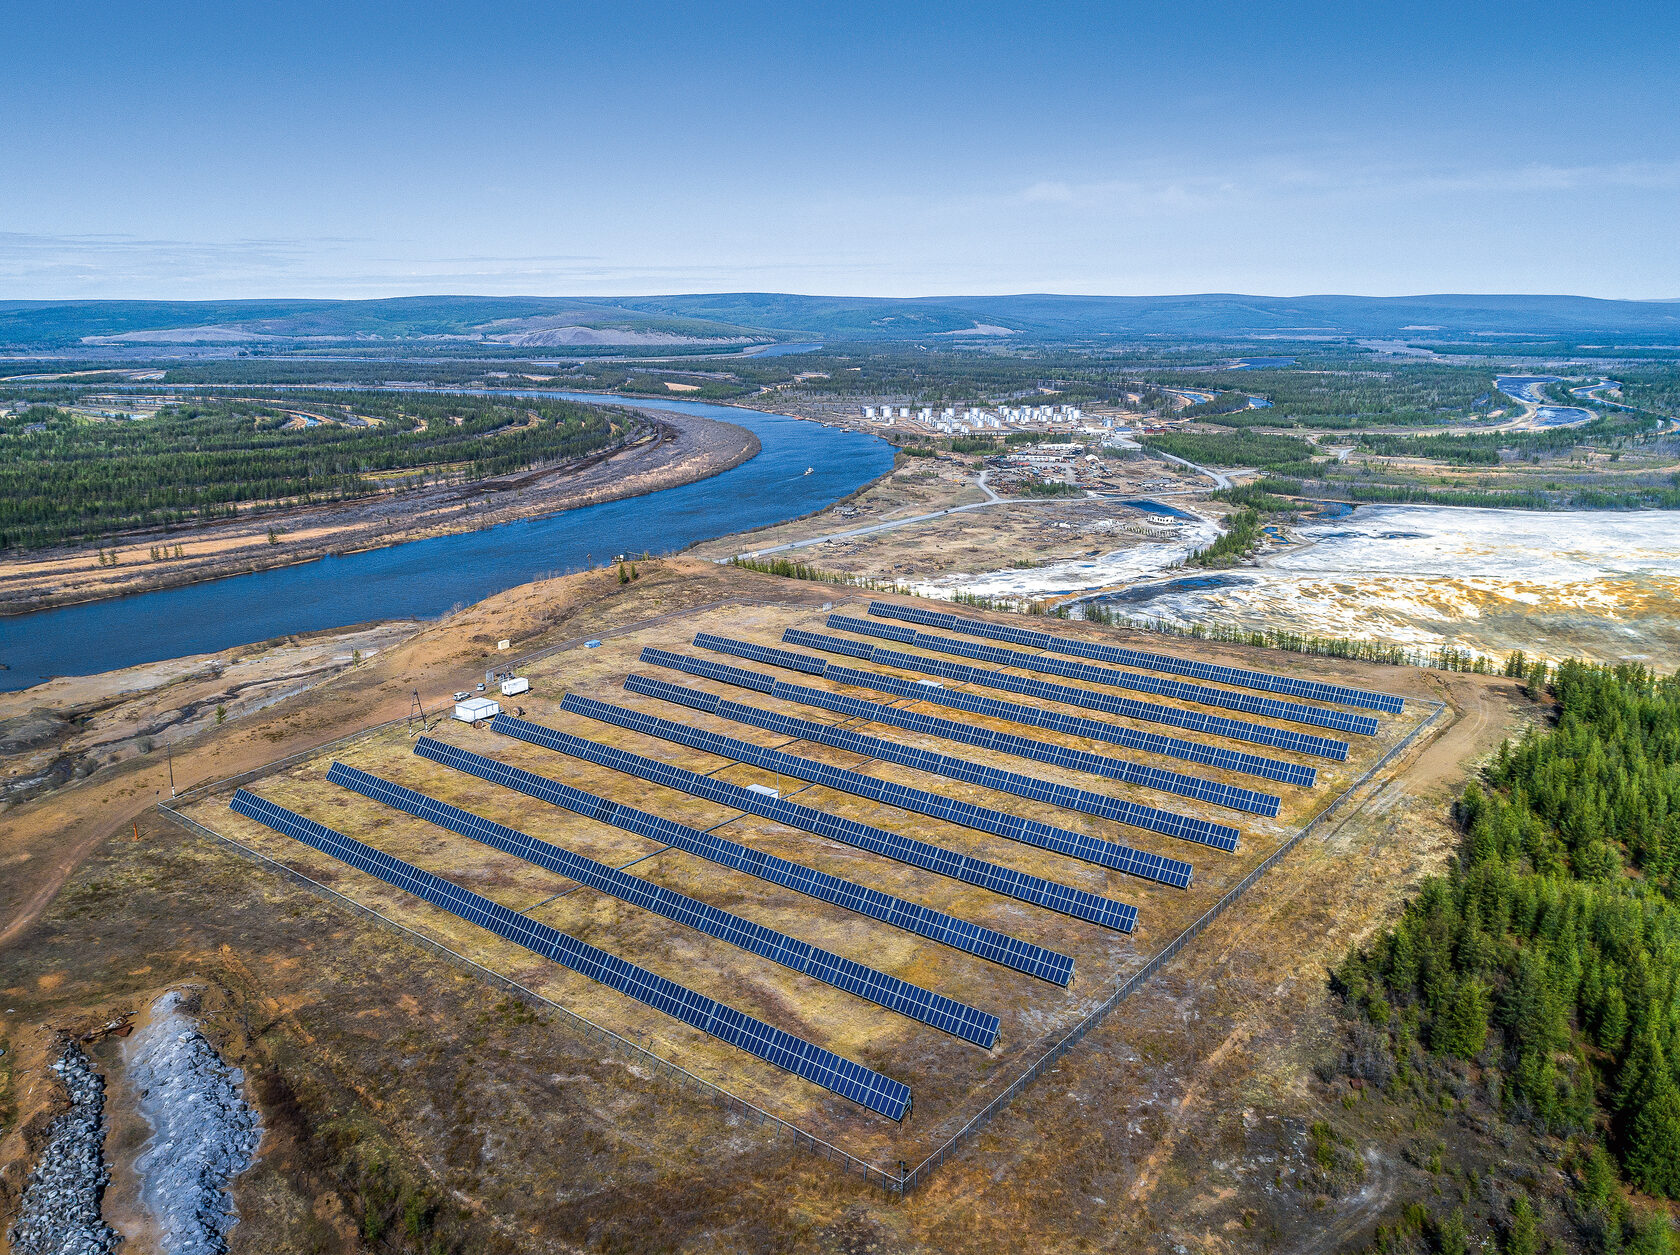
1189 508 1264 566
1177 390 1255 419
1136 364 1494 426
1334 661 1680 1226
1020 480 1080 496
0 391 623 550
1356 414 1662 466
1141 430 1319 471
1208 483 1301 512
1248 476 1680 512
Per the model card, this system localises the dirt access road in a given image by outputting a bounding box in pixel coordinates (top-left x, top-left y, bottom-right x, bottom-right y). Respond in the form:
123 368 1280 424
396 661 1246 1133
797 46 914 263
0 560 830 953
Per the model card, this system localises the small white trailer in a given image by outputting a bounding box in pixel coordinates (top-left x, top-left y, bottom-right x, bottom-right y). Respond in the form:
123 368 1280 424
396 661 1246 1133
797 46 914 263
453 697 501 724
499 677 530 697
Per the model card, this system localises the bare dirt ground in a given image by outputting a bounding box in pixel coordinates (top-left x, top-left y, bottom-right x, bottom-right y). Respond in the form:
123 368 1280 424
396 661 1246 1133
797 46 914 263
1 621 422 812
0 410 759 615
179 597 1430 1166
689 450 1205 584
0 566 1531 1253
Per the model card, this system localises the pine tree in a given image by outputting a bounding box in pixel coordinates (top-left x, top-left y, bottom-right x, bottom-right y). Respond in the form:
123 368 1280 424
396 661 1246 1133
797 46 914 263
1505 1195 1538 1255
1625 1076 1680 1198
1435 975 1490 1060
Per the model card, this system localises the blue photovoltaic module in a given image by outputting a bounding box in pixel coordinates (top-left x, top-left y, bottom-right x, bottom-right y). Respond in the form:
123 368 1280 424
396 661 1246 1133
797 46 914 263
229 788 912 1119
327 762 1000 1047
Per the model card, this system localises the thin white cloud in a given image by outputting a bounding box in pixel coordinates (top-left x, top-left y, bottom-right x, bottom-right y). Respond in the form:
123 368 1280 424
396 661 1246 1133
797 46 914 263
1008 159 1680 213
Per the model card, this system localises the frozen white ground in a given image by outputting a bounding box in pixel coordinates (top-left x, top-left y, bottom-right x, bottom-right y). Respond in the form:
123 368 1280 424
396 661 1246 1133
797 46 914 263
1105 505 1680 664
912 514 1221 600
1280 505 1680 582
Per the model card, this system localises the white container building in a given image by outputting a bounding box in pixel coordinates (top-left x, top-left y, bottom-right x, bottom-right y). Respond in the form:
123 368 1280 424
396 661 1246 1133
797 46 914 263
499 677 530 697
453 697 501 724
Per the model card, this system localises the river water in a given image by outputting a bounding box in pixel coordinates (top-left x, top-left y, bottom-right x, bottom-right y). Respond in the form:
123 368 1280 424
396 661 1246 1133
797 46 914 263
1495 375 1596 427
0 395 893 691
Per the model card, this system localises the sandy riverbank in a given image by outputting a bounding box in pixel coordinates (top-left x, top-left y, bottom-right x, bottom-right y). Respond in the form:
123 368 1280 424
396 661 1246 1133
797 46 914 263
0 409 759 616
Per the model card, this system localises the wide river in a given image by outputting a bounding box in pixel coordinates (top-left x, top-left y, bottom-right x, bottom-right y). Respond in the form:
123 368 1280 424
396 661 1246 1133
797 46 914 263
0 394 894 691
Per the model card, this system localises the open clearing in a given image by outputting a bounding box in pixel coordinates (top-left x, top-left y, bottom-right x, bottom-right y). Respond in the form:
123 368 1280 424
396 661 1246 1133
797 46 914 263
0 565 1527 1252
177 596 1437 1171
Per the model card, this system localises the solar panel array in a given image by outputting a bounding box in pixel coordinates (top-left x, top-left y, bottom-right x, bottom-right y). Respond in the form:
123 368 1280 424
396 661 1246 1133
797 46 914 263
868 601 1407 714
785 627 1350 762
413 735 1073 984
624 673 1210 881
692 633 1313 795
640 646 1273 825
229 788 912 1118
327 762 999 1047
828 614 1381 738
492 713 1138 934
567 687 1191 890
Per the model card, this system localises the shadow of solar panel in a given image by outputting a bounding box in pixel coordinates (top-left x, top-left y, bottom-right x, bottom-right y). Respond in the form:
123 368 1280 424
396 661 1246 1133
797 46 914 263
827 615 1381 738
786 627 1351 762
228 789 912 1118
694 632 1314 790
640 646 1275 824
572 686 1192 888
327 763 999 1047
866 601 1407 714
625 673 1214 875
412 736 1073 984
492 713 1137 934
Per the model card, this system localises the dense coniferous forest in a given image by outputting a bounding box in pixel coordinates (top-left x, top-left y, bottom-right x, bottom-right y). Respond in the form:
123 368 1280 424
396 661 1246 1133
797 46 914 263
1140 430 1321 471
1356 414 1664 465
1334 661 1680 1247
0 391 625 550
1246 473 1680 512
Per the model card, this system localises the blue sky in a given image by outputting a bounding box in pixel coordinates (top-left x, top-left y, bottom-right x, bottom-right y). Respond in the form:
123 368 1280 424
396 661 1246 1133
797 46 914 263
3 1 1678 299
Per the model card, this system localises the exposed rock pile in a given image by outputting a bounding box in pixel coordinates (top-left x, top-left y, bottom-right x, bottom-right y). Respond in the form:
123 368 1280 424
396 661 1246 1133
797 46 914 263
129 991 262 1255
6 1041 121 1255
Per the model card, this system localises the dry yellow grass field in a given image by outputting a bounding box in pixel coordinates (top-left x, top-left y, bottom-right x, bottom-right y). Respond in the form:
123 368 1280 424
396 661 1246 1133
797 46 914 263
183 596 1436 1172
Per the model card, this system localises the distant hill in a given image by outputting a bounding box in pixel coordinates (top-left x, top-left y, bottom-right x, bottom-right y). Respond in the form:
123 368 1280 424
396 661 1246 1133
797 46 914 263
1 291 1677 349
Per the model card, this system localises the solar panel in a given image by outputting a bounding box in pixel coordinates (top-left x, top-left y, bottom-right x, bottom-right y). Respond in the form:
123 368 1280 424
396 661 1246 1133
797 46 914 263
625 673 1209 878
694 633 1316 790
639 646 1277 823
827 614 1381 738
492 713 1137 934
867 601 1407 714
785 627 1352 761
228 789 912 1118
412 736 1073 984
327 762 999 1047
572 686 1194 887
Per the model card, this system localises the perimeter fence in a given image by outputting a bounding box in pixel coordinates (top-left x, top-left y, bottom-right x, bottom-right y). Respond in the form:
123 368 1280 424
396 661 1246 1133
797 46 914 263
157 600 1448 1196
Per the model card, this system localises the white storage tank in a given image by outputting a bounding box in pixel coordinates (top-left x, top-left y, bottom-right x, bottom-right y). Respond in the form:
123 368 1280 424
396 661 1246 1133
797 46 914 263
500 677 530 697
453 697 501 724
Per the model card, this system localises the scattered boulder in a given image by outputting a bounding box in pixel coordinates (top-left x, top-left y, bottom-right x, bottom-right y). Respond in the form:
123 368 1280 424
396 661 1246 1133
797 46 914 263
6 1040 121 1255
128 991 262 1255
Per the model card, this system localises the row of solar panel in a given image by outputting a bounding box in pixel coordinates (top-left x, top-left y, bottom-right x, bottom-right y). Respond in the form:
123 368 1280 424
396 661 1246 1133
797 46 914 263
827 615 1382 738
563 689 1191 889
229 789 913 1119
787 626 1351 762
414 735 1076 984
690 634 1309 802
492 712 1140 934
640 646 1276 824
326 762 1001 1047
867 601 1407 714
623 673 1213 877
